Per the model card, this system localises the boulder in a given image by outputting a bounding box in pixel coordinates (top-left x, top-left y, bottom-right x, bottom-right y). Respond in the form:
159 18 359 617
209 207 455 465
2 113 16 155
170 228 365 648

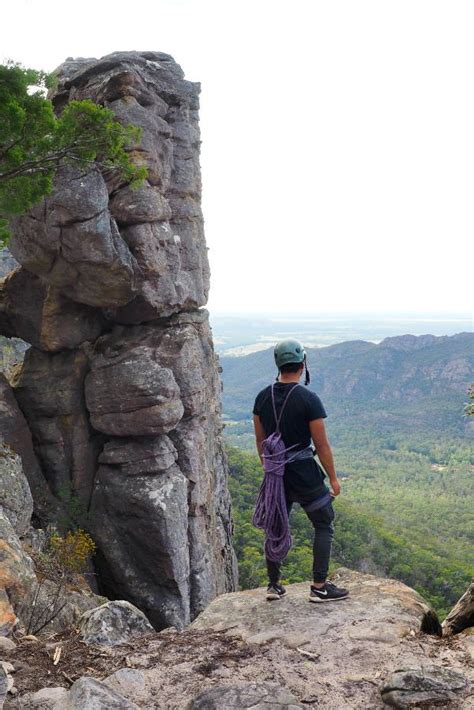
57 676 140 709
78 600 153 646
380 665 469 708
190 682 304 709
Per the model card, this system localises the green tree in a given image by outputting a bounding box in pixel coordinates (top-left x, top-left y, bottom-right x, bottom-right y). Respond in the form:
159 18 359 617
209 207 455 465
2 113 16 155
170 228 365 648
0 62 146 244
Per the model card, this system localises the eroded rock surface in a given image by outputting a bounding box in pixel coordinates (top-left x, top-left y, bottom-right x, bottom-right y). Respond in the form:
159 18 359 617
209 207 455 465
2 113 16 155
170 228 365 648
1 51 237 630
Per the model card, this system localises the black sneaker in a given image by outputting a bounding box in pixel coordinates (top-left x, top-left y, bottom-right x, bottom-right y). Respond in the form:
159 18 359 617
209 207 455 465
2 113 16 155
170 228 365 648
309 580 349 603
266 583 286 600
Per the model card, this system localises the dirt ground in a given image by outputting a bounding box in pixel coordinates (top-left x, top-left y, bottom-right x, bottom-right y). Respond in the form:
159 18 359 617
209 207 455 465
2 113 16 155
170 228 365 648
2 610 473 709
3 628 259 706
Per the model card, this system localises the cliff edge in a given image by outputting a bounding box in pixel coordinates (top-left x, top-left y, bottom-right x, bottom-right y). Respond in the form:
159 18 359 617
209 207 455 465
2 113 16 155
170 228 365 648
3 569 472 708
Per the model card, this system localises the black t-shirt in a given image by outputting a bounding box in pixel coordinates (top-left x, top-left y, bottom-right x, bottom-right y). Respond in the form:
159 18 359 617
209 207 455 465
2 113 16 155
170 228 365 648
253 383 329 503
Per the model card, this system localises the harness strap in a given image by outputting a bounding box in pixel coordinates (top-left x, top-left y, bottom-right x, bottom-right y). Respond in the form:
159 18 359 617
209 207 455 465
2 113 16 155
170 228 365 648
302 490 332 513
271 382 300 434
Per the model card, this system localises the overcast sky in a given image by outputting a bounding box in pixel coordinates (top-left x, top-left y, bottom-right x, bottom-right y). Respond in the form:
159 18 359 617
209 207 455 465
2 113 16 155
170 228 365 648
3 0 473 314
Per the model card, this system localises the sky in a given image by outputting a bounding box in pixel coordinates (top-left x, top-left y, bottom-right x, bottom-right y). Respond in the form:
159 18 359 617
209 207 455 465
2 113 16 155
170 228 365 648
3 0 473 315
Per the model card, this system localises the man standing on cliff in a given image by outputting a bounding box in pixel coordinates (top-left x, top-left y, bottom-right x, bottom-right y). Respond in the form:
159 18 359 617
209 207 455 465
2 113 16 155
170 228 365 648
252 339 349 602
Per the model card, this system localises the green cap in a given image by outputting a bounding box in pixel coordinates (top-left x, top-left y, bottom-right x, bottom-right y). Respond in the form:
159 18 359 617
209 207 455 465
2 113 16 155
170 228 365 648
274 339 306 368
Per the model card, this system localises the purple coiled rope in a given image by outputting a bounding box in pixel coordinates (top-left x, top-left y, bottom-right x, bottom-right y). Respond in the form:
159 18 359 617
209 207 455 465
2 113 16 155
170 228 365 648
252 384 300 562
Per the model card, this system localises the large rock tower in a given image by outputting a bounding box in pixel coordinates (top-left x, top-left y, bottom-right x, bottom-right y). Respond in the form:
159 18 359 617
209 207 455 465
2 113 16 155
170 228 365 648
1 51 238 629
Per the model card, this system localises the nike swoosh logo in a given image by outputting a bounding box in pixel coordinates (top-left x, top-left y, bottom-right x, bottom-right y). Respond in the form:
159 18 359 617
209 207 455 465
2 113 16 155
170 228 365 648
316 589 328 596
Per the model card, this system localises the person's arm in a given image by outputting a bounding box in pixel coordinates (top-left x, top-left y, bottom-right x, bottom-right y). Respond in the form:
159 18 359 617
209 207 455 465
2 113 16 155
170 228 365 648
309 418 341 496
253 414 265 464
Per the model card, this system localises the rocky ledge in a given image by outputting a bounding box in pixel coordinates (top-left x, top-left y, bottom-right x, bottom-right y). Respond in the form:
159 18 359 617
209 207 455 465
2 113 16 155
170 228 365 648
3 570 472 709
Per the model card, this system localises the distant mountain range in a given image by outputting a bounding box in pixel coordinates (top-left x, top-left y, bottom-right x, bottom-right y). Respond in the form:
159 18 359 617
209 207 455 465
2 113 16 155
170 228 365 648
219 333 474 438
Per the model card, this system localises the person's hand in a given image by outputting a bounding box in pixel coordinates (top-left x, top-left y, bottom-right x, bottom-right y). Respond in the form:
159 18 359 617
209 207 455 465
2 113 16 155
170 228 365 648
330 478 341 497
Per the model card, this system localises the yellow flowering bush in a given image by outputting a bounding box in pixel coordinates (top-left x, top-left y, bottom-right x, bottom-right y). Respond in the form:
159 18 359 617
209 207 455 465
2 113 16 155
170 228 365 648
49 529 96 575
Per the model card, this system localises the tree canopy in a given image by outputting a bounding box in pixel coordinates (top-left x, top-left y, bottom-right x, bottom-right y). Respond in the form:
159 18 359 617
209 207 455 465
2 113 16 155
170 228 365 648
0 62 146 244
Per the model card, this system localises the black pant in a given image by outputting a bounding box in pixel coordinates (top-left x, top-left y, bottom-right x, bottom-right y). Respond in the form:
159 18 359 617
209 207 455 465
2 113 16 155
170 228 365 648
266 498 335 585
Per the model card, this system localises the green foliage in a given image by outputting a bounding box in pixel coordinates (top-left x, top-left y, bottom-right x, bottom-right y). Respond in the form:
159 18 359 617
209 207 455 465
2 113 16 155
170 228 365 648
227 443 473 619
0 62 146 244
465 384 474 417
56 482 90 532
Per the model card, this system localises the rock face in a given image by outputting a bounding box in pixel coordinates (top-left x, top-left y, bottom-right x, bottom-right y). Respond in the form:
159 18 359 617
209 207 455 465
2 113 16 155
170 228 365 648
0 374 61 522
1 51 237 630
0 444 33 537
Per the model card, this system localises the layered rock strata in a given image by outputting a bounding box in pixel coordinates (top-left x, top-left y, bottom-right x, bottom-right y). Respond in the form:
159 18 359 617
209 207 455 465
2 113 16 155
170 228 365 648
1 51 237 629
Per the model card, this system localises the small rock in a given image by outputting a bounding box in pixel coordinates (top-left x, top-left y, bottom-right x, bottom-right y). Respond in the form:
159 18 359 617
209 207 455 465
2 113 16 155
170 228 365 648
190 682 304 709
104 668 146 698
0 637 16 651
381 665 469 708
0 662 14 674
78 600 153 646
159 626 178 635
21 686 68 709
58 676 140 709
